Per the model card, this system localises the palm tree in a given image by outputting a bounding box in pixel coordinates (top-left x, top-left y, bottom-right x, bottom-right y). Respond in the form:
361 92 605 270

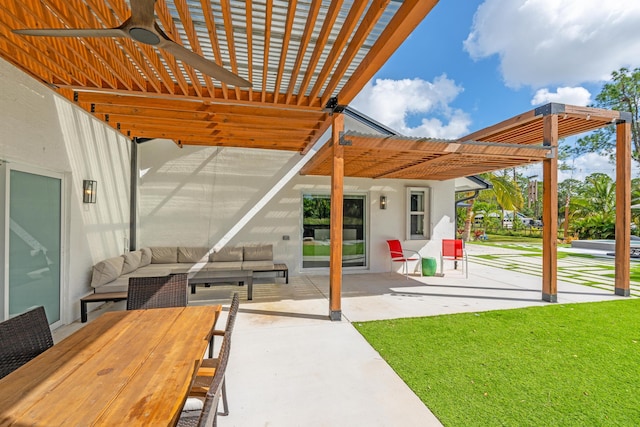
460 171 523 240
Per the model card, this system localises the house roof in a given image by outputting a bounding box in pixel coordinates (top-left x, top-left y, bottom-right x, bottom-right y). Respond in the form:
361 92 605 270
301 103 632 180
0 0 438 152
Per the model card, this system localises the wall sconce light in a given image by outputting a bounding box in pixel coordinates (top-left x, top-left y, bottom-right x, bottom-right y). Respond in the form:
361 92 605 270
380 195 387 210
83 180 97 204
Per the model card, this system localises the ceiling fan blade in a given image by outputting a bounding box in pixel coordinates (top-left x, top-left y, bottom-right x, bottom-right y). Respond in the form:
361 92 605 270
158 38 251 88
129 0 157 28
13 28 126 38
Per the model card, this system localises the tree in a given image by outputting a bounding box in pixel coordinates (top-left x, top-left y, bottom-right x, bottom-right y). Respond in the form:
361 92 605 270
459 171 522 240
570 173 617 239
572 67 640 163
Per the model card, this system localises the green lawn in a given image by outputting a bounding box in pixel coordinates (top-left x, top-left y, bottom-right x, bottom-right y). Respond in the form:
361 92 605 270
355 300 640 426
302 242 364 256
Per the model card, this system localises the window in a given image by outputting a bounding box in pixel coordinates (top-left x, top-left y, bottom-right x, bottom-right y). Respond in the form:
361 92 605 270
407 187 430 240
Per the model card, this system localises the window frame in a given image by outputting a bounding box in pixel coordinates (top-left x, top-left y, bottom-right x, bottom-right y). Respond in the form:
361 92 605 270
406 187 431 240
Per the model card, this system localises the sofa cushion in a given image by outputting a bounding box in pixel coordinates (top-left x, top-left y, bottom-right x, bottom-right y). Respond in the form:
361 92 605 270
151 247 178 263
135 265 179 276
94 276 129 293
206 261 243 271
210 246 243 262
242 260 275 271
178 247 209 263
122 251 142 274
140 247 152 267
91 256 125 288
244 244 273 261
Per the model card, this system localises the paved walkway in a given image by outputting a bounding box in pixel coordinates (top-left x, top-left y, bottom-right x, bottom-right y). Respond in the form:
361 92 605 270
468 242 640 296
54 244 632 427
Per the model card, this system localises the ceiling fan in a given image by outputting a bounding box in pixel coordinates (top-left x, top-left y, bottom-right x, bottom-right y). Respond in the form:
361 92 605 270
13 0 251 88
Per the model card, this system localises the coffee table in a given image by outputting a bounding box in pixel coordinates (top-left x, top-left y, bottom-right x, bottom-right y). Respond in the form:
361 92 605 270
188 269 254 299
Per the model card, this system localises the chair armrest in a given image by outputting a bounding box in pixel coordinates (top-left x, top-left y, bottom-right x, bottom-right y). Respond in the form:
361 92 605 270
403 249 421 260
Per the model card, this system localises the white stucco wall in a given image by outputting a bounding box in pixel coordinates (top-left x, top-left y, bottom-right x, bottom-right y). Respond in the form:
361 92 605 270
138 140 456 276
0 58 131 324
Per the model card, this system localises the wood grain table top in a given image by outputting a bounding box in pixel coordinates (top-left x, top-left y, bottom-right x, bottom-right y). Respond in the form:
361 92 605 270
0 305 221 426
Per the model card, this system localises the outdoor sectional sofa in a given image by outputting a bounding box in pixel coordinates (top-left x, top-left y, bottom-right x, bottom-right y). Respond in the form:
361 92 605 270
81 245 287 322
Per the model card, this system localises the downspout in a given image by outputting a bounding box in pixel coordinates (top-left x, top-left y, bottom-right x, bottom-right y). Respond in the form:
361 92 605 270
129 138 138 251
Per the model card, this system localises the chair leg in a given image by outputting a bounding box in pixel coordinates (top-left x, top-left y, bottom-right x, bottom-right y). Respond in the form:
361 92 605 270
218 376 229 416
465 256 469 278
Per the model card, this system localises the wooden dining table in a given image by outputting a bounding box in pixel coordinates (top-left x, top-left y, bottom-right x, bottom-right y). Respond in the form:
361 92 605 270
0 305 221 426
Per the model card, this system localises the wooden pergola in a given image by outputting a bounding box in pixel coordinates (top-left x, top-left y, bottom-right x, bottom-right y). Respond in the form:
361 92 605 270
0 1 632 319
0 0 439 152
301 103 632 318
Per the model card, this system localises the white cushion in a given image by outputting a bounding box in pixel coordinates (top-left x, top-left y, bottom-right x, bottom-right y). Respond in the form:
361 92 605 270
94 276 129 293
91 257 124 288
140 247 152 266
242 260 274 271
151 247 178 263
121 251 142 274
210 246 243 262
178 247 209 263
244 244 273 261
182 397 204 412
207 261 243 271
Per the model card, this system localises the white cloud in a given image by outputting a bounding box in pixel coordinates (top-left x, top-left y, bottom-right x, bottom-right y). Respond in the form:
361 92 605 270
351 75 471 139
464 0 640 88
531 86 591 106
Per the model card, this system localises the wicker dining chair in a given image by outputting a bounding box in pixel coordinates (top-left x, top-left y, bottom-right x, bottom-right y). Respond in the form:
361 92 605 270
126 273 188 310
178 327 231 427
0 306 53 379
190 292 240 417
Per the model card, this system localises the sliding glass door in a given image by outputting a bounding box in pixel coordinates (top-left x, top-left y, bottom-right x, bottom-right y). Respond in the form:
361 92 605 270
6 168 62 324
302 194 366 268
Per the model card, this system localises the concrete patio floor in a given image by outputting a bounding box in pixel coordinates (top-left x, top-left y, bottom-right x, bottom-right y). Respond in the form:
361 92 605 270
55 244 629 426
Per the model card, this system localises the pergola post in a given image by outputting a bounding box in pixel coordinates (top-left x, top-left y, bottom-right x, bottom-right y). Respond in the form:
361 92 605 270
329 114 345 321
542 114 558 302
615 119 631 296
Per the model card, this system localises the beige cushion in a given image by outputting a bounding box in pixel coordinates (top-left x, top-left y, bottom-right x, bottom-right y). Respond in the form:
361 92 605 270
91 256 125 288
94 276 130 293
207 261 243 271
178 247 209 263
244 244 273 261
134 265 174 276
140 247 152 267
122 251 142 274
151 247 178 263
242 260 274 271
210 246 243 262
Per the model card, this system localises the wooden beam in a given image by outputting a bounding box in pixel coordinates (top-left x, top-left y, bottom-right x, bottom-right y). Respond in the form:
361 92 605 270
272 0 297 100
542 114 558 302
285 0 322 105
261 0 273 102
75 92 322 115
615 120 631 296
329 113 345 321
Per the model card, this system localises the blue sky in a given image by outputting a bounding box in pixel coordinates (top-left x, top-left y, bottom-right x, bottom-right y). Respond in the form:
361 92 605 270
351 0 640 181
